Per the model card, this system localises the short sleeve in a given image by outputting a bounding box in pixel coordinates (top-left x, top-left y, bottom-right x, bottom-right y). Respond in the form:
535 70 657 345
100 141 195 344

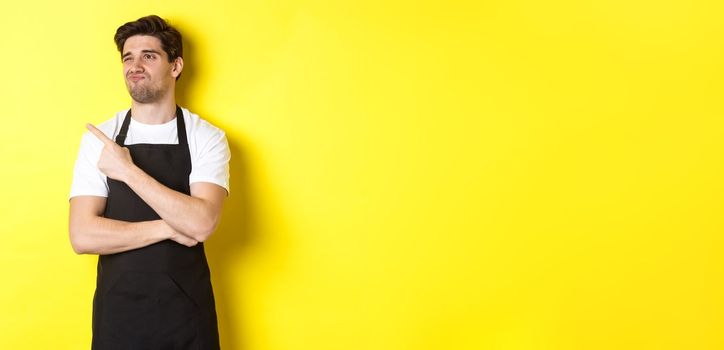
69 132 108 199
189 129 231 194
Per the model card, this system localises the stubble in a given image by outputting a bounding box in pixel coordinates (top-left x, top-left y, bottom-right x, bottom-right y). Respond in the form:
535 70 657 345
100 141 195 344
127 81 162 104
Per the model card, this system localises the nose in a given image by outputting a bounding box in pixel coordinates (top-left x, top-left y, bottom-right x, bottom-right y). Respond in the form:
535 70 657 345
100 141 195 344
127 58 144 74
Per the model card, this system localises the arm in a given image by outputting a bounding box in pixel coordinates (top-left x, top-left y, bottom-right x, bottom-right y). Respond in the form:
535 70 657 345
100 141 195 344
86 123 226 242
69 195 199 255
124 173 226 242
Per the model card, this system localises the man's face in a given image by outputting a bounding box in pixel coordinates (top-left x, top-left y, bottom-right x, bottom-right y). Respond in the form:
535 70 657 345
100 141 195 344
122 35 181 104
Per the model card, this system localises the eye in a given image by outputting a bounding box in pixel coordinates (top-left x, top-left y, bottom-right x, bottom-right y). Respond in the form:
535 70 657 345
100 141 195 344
143 53 155 60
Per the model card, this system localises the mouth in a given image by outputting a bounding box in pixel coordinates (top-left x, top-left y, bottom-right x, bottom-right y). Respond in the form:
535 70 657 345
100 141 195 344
127 74 146 83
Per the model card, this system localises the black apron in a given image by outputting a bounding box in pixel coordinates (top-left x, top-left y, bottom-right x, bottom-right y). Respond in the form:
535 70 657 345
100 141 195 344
91 107 220 350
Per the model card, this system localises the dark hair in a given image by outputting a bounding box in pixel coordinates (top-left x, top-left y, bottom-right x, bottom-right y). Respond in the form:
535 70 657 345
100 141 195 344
114 15 183 62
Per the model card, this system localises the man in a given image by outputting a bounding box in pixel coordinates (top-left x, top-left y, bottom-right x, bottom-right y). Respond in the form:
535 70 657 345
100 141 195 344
68 15 228 349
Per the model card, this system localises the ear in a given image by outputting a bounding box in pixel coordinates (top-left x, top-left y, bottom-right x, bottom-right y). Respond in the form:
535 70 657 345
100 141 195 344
171 57 184 78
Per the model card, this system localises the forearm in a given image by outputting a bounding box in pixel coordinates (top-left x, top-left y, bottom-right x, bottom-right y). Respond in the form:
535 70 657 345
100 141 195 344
69 217 172 255
124 165 219 241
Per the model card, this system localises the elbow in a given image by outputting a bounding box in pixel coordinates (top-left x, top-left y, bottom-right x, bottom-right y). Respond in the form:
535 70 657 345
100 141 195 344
196 232 212 243
72 244 88 255
69 224 91 255
192 217 220 243
193 225 214 243
69 233 89 255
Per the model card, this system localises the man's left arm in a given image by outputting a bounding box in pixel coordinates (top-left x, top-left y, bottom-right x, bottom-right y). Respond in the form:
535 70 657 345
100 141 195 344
125 175 226 242
86 123 227 242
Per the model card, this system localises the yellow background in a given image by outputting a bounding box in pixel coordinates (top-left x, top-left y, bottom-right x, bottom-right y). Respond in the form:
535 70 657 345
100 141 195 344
1 0 723 349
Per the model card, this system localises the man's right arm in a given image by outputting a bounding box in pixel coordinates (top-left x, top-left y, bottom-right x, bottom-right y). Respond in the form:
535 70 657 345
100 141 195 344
69 196 198 255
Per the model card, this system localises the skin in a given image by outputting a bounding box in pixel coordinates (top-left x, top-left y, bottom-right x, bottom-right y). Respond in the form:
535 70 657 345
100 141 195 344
69 35 227 255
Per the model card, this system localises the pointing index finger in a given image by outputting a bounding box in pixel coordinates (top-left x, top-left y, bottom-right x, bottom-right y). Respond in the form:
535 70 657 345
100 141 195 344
86 123 114 146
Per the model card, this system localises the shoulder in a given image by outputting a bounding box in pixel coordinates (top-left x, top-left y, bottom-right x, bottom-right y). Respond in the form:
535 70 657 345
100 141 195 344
181 107 227 142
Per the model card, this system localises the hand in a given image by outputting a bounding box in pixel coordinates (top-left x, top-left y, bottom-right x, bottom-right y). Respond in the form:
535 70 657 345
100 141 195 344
86 123 136 182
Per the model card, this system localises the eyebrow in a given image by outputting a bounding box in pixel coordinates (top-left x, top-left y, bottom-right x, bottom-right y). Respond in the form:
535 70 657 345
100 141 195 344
122 49 162 58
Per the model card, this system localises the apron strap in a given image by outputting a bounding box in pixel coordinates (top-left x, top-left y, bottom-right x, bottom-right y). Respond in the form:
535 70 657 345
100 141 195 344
175 106 188 146
115 109 132 146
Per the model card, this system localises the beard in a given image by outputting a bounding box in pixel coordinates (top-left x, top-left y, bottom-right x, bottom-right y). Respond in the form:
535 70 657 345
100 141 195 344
126 79 163 104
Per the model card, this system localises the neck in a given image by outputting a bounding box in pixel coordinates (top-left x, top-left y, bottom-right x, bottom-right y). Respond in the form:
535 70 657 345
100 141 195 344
130 91 177 124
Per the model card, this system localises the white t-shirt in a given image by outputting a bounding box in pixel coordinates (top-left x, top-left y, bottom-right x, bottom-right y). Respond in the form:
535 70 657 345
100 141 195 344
69 107 230 199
